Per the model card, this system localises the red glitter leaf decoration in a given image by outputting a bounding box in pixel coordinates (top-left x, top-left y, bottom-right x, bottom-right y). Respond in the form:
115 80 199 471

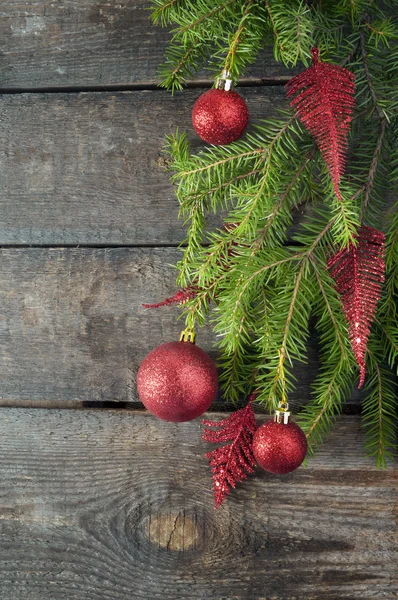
327 225 386 388
285 47 355 201
142 287 198 309
202 398 258 508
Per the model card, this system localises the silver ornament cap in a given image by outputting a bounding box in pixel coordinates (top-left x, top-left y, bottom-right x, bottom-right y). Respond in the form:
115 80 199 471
216 69 234 92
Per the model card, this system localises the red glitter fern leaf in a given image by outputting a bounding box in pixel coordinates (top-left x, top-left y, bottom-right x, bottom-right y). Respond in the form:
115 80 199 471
202 397 258 508
142 286 198 309
285 47 355 201
327 225 386 388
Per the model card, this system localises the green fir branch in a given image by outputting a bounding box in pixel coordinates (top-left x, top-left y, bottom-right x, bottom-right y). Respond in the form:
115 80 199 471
150 0 185 26
265 0 314 66
158 43 205 92
376 320 398 373
298 257 355 449
253 257 314 410
362 344 397 468
216 0 267 80
175 0 237 41
299 357 354 451
152 0 398 467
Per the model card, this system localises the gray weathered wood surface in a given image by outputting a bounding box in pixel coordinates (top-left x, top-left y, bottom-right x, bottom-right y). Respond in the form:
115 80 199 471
0 87 287 245
0 2 395 598
0 247 323 406
0 408 395 600
0 1 295 89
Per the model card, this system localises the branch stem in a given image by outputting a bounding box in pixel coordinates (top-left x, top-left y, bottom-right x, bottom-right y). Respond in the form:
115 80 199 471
360 117 387 221
360 27 385 119
224 0 255 72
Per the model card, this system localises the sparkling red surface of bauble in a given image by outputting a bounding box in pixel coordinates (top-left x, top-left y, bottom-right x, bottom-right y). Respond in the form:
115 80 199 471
137 341 218 422
192 88 249 145
253 420 308 474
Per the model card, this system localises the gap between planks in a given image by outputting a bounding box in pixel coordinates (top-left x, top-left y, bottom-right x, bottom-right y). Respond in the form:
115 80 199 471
0 77 291 96
0 242 305 249
0 399 363 413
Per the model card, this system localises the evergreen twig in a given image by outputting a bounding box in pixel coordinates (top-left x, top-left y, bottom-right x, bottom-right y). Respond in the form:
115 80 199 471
150 0 398 466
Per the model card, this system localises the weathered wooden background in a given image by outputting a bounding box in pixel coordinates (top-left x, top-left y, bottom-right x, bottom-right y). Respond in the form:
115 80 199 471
0 2 396 599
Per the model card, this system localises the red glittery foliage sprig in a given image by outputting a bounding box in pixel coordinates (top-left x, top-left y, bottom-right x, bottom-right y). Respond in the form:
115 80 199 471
202 396 258 508
327 225 386 388
285 47 355 201
142 287 198 309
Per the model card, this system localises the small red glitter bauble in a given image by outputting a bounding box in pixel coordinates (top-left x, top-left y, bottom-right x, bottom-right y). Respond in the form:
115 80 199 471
253 420 308 475
137 341 218 422
192 88 249 145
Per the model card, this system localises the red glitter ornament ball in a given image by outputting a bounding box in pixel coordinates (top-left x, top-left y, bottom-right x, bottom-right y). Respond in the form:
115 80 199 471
253 420 308 475
192 88 249 145
137 341 218 422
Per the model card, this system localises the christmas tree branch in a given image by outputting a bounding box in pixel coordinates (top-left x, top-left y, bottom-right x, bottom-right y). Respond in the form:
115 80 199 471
152 0 398 468
312 265 348 359
362 346 397 468
376 320 398 372
267 262 306 405
159 45 198 92
256 207 360 410
219 318 264 402
219 313 247 399
229 255 300 330
328 186 360 247
196 146 325 402
304 377 339 440
187 149 311 293
298 356 353 451
186 166 264 204
171 115 310 290
178 145 266 178
306 217 335 252
265 0 314 66
297 250 356 447
253 224 336 408
195 133 312 287
265 0 285 57
383 131 398 313
280 263 305 360
248 143 316 248
223 0 256 74
150 0 183 26
177 0 236 37
218 314 265 403
360 117 387 221
359 26 386 119
384 218 398 318
183 280 218 328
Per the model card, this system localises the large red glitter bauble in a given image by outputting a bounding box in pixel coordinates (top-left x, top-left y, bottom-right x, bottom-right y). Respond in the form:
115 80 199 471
192 88 249 145
253 420 308 475
137 341 218 422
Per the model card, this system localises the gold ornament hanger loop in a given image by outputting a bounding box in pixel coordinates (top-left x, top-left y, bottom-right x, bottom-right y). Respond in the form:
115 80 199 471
274 351 290 424
179 327 196 344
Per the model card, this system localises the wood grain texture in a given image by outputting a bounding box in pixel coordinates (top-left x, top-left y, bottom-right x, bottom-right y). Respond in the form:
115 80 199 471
0 247 327 406
0 1 296 89
0 87 289 245
0 408 395 600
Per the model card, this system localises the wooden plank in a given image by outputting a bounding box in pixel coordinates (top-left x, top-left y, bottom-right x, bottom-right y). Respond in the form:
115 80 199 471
0 87 288 245
0 0 296 89
0 246 331 406
0 409 395 600
1 89 392 247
